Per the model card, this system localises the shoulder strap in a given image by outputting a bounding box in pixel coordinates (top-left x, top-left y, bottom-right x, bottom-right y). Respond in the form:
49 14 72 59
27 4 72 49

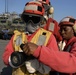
13 30 27 51
31 28 52 46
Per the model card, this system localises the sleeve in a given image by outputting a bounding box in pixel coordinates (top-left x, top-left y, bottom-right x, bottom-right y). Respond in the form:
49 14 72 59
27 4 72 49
2 36 14 65
25 34 57 74
33 42 76 73
46 34 59 51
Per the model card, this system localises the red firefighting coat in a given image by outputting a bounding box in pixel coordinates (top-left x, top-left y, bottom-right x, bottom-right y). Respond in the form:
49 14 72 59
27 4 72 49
2 28 58 74
33 36 76 75
44 18 62 42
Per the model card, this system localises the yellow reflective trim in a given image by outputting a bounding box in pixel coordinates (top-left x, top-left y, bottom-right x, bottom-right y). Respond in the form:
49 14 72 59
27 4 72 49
31 28 52 46
13 30 27 51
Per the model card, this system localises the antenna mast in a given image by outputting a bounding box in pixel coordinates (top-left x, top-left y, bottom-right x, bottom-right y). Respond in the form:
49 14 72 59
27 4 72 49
5 0 6 13
5 0 8 13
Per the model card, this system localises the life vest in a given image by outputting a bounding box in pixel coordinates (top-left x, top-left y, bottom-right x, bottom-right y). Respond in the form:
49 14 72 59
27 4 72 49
12 28 52 75
13 30 27 51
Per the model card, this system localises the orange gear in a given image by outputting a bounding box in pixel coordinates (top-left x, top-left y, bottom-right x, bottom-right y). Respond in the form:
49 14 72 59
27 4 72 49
23 1 44 16
44 18 62 42
59 16 76 26
38 0 50 5
59 16 76 35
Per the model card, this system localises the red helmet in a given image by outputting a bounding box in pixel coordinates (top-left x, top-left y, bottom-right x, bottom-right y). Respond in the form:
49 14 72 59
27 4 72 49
38 0 54 15
21 1 45 25
23 1 44 16
59 16 76 34
38 0 50 5
59 16 76 26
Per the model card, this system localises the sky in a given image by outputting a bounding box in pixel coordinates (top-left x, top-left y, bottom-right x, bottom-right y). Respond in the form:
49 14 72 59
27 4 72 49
0 0 76 22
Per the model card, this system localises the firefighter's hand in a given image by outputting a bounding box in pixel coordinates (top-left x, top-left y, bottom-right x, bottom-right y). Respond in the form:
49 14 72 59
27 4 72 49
22 42 38 55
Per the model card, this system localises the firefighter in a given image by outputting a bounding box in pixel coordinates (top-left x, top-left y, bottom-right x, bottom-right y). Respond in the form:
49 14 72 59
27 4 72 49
22 16 76 75
2 1 59 75
38 0 63 49
38 0 54 18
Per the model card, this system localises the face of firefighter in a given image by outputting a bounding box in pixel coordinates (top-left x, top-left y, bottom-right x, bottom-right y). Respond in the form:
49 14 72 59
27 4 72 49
59 25 74 41
22 14 46 34
26 21 40 34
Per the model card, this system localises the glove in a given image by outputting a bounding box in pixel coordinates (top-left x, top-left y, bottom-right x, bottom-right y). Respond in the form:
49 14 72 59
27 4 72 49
21 42 38 55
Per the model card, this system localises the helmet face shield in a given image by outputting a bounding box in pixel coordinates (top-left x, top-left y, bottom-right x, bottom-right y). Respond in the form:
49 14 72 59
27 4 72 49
22 13 44 25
